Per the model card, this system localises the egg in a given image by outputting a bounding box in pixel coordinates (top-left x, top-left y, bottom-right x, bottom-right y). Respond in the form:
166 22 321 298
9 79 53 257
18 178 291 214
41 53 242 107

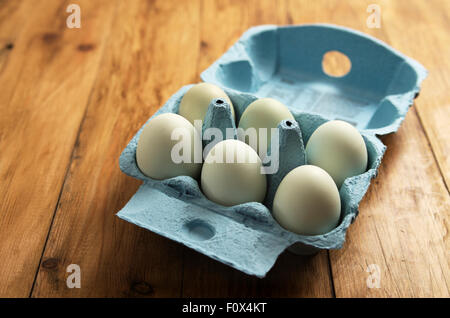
201 139 267 206
305 120 368 188
238 98 294 156
273 165 341 235
136 113 202 180
178 83 235 124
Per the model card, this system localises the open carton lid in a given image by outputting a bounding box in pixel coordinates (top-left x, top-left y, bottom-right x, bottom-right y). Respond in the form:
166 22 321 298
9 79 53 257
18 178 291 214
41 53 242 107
201 24 427 136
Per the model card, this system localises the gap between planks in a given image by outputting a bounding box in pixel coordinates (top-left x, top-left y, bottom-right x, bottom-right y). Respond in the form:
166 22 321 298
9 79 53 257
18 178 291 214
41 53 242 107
27 0 120 297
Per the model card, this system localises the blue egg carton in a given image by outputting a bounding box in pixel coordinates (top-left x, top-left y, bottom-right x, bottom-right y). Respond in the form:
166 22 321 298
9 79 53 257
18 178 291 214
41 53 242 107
117 24 427 278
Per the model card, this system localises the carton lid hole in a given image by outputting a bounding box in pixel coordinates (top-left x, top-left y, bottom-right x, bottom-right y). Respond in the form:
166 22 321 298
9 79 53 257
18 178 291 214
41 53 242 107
322 50 351 77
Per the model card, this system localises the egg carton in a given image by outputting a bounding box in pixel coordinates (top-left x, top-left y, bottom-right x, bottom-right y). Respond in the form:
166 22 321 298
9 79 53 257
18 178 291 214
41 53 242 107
117 24 427 278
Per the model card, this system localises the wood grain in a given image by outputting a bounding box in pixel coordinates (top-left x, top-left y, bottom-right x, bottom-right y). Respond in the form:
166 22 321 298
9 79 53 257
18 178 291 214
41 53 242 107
322 0 450 297
268 0 449 298
0 0 448 298
0 0 116 297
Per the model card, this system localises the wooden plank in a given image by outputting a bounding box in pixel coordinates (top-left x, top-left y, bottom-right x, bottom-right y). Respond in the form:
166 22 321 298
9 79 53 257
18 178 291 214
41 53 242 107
32 0 201 297
0 0 116 297
23 0 449 297
382 0 450 190
181 0 334 298
325 0 450 297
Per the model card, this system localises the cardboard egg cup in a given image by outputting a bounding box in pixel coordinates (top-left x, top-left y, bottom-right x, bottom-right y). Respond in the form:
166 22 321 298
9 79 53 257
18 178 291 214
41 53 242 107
117 24 427 277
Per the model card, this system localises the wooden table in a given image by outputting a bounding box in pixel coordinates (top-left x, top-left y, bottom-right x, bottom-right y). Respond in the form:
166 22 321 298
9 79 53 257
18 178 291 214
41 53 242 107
1 0 449 298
